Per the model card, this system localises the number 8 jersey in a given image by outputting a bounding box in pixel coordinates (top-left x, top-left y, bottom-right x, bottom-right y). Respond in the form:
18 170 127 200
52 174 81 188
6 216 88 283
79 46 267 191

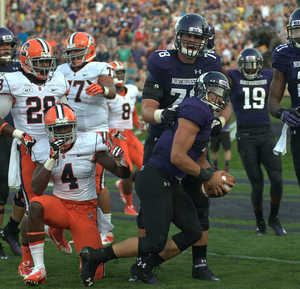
0 71 69 141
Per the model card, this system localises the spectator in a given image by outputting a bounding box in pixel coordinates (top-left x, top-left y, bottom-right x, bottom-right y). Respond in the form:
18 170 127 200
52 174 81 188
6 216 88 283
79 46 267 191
126 58 138 84
96 43 110 62
131 41 147 69
116 43 131 66
22 13 35 36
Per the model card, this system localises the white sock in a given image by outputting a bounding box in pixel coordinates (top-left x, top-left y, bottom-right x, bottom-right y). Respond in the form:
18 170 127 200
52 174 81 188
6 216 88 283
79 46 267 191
29 242 45 269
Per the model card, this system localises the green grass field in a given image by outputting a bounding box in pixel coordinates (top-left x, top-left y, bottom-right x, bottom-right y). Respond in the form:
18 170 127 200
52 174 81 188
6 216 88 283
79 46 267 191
2 98 300 288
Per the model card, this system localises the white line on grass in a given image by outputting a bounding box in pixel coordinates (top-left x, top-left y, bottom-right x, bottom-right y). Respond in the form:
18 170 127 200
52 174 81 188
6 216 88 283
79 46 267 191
208 252 300 264
183 250 300 264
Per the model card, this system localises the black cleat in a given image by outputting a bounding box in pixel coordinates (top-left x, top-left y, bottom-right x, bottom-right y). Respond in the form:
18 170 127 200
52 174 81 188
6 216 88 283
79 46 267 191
256 220 266 235
268 216 287 236
0 242 11 259
130 261 162 285
79 247 98 287
192 258 220 281
1 227 22 255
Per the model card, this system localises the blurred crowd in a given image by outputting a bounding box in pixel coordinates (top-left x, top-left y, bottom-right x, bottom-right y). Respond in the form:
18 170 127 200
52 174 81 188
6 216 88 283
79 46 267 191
4 0 300 91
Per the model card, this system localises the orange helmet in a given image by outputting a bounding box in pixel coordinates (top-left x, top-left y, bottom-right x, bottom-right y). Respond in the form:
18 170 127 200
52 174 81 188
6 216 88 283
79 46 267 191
110 61 127 87
20 38 56 80
63 32 96 67
44 103 77 148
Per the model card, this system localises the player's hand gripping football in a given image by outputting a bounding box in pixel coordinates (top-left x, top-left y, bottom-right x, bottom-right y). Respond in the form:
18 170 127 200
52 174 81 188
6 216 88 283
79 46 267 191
210 117 223 137
21 132 36 151
107 145 129 167
49 138 65 160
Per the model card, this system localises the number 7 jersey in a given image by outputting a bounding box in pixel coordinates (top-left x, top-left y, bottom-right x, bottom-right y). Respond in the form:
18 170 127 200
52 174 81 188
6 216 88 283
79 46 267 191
0 71 69 141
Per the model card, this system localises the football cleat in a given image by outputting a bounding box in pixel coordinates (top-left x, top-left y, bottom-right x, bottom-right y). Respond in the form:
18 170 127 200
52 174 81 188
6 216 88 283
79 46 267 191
256 220 267 235
24 266 47 285
18 261 34 277
192 258 220 281
130 261 162 285
1 227 22 256
124 205 138 216
0 242 11 259
101 232 114 246
268 216 287 236
115 179 126 204
80 247 108 287
44 225 72 254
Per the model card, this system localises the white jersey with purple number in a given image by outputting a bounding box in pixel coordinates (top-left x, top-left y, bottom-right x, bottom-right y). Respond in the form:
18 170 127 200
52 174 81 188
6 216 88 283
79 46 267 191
31 132 108 201
57 62 114 132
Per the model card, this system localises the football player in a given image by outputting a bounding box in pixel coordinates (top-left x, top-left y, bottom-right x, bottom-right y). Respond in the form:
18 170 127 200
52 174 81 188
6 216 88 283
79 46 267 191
56 32 116 246
268 7 300 187
24 103 130 285
138 13 232 281
79 71 234 287
0 38 72 279
228 48 286 236
108 61 146 216
0 27 24 259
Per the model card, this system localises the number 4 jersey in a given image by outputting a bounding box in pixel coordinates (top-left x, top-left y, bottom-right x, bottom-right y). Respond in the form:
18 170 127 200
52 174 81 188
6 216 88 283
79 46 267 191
31 132 108 201
0 71 69 141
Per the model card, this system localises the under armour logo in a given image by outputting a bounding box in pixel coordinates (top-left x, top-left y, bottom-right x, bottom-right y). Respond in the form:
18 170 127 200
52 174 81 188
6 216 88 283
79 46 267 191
138 261 147 269
195 70 201 74
86 277 93 286
164 181 171 186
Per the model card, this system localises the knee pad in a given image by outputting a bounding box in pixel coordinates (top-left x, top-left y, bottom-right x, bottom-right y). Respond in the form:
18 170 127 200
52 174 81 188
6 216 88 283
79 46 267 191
172 230 203 252
14 193 25 208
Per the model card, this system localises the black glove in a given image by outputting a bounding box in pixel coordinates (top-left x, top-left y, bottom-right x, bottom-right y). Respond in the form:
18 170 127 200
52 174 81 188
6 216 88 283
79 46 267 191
161 105 178 126
211 117 223 137
276 108 300 127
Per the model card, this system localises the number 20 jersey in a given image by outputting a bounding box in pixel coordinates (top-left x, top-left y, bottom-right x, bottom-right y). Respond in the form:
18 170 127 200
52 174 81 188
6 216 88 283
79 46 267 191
0 71 69 141
144 49 222 132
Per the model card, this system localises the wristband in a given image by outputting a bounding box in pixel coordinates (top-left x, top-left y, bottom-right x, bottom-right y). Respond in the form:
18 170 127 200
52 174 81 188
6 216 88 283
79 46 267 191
198 167 214 181
44 158 56 171
219 116 226 128
276 108 285 119
103 86 109 96
154 109 163 124
12 129 24 139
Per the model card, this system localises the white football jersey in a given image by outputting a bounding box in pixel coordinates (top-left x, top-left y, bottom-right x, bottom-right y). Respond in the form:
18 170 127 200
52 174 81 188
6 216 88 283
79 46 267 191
107 84 139 130
31 132 108 201
57 62 114 133
0 71 69 141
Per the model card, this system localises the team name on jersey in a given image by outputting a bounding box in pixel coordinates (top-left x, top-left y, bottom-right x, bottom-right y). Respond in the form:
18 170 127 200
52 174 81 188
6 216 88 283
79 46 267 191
293 61 300 68
240 79 267 86
171 78 197 85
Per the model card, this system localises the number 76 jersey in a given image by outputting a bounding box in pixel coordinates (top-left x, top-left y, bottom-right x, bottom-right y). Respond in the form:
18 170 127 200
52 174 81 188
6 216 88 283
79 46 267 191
0 71 69 141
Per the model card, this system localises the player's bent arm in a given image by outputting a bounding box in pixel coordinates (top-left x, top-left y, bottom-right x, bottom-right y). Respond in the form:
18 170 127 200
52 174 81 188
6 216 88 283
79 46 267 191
267 68 286 118
31 162 52 196
170 118 201 177
96 151 130 179
219 102 231 127
0 117 25 139
141 98 160 124
98 75 116 99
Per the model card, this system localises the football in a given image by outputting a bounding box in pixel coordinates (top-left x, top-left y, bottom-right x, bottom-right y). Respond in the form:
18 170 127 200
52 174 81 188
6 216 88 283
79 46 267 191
200 173 235 198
